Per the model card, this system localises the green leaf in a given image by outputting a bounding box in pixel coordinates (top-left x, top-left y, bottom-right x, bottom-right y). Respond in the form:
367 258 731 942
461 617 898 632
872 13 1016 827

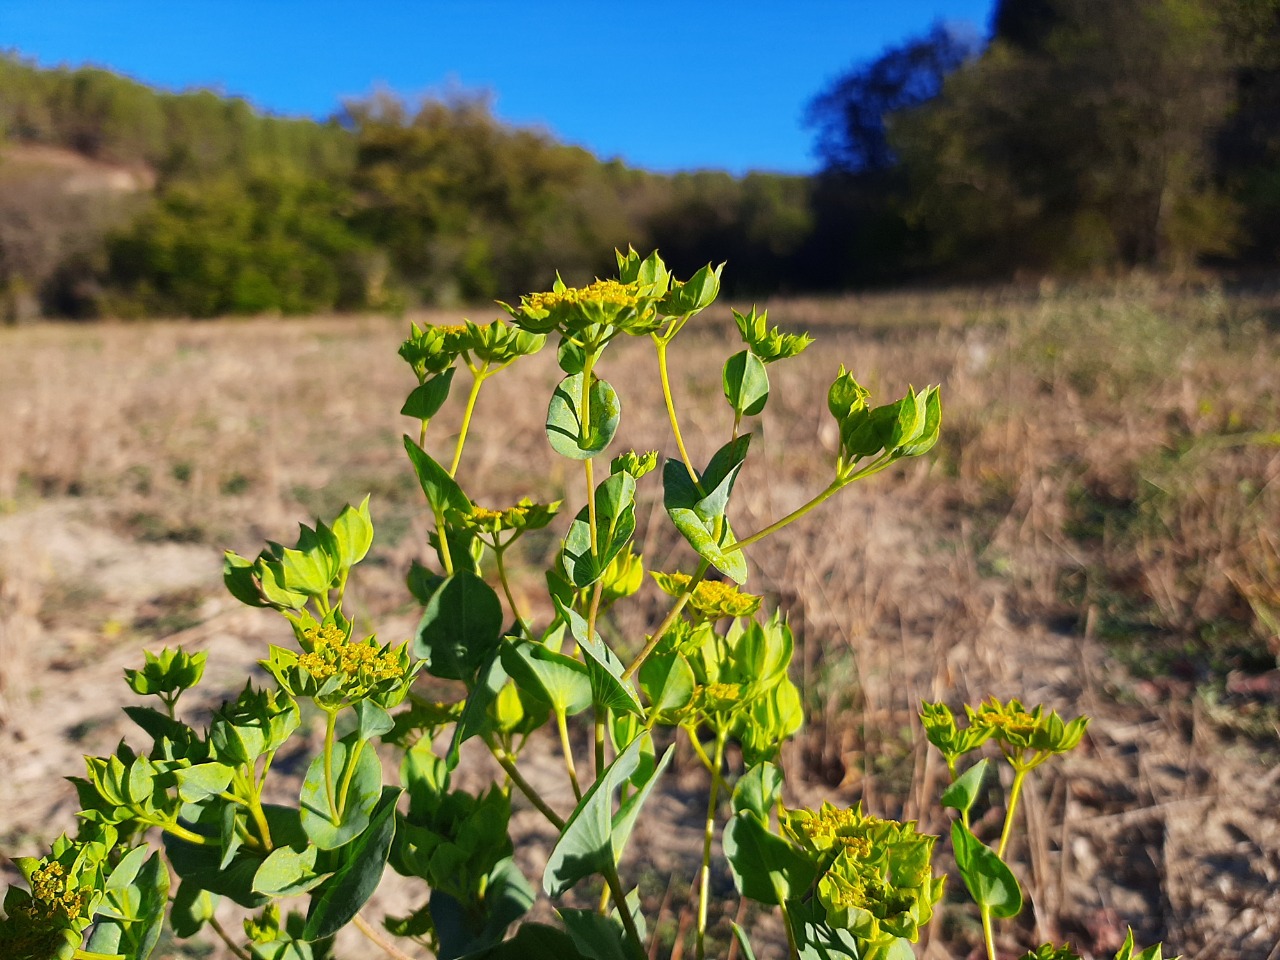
414 571 504 682
91 848 170 960
609 746 674 864
403 435 472 514
560 606 642 716
786 896 860 960
731 922 758 960
723 812 817 905
546 372 621 460
280 535 335 597
562 472 636 587
224 551 269 607
300 737 383 850
544 735 673 897
501 638 592 718
458 923 590 959
170 882 218 938
175 762 235 804
331 496 374 571
253 844 330 898
303 786 401 941
732 762 783 824
401 367 457 420
722 350 770 417
353 700 395 741
941 759 989 815
897 385 941 458
448 651 507 769
637 650 695 720
951 821 1023 918
559 909 642 960
663 438 751 583
431 858 536 960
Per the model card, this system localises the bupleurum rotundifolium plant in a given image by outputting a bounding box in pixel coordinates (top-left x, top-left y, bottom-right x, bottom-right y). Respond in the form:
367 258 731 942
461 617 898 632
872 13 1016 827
1 248 1173 960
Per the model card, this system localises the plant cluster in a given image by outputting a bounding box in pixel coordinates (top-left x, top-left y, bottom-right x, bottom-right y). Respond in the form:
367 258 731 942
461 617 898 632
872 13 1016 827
3 250 1172 960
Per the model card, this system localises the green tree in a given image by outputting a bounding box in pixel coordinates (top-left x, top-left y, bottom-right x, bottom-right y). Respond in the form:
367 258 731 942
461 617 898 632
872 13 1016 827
894 0 1238 274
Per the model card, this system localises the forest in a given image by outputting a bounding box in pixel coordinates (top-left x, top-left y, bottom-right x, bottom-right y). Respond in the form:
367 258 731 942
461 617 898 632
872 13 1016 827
1 0 1279 320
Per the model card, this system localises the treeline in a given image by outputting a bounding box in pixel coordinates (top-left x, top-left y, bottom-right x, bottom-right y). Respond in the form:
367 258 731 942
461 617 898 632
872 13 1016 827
808 0 1280 281
0 55 814 320
3 0 1280 320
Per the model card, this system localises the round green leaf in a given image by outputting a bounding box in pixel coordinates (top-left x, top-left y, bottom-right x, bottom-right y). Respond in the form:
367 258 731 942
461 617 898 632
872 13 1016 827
722 349 770 417
300 738 383 850
413 570 504 681
546 373 621 460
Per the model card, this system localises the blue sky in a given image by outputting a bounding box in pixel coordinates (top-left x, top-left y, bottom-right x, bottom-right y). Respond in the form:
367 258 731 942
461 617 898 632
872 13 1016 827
0 1 995 174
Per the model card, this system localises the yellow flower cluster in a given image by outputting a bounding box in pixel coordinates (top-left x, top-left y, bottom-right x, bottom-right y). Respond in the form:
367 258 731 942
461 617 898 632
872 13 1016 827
700 681 743 712
653 571 762 621
298 623 403 684
790 803 884 855
524 279 640 313
973 701 1039 739
28 862 84 919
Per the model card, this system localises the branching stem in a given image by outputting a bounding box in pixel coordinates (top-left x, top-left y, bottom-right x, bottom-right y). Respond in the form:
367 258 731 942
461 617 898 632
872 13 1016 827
488 738 565 830
622 560 709 682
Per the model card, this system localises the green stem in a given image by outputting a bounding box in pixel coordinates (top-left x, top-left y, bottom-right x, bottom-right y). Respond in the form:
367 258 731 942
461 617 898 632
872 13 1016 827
449 363 488 477
556 708 583 801
586 580 606 778
232 770 274 850
152 819 210 846
74 952 128 960
322 707 341 824
494 542 533 641
997 766 1030 860
602 860 646 958
725 479 842 556
696 731 728 960
418 416 429 449
980 903 997 960
584 457 599 556
432 504 455 576
337 737 367 818
778 899 800 960
654 337 703 493
207 915 253 960
354 912 419 960
487 738 565 829
622 559 709 682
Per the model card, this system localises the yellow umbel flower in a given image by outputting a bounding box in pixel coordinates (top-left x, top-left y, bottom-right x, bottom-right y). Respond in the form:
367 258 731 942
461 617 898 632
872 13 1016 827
298 623 406 686
28 862 85 919
652 571 762 622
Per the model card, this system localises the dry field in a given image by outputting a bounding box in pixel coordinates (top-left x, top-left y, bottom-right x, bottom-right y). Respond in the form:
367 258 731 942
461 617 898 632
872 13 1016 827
0 281 1277 959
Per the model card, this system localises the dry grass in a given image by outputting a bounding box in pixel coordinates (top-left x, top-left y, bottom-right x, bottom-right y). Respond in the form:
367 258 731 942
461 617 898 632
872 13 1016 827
0 282 1277 959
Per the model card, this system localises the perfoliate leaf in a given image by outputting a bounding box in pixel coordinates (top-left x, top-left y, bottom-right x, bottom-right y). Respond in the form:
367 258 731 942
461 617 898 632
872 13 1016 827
723 812 817 905
403 436 472 514
543 736 673 897
723 349 770 417
331 496 374 571
662 437 752 583
562 472 636 588
300 737 383 850
501 637 592 717
303 787 400 941
414 571 504 682
732 762 783 824
941 759 989 815
951 821 1023 919
546 373 621 460
401 367 456 420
